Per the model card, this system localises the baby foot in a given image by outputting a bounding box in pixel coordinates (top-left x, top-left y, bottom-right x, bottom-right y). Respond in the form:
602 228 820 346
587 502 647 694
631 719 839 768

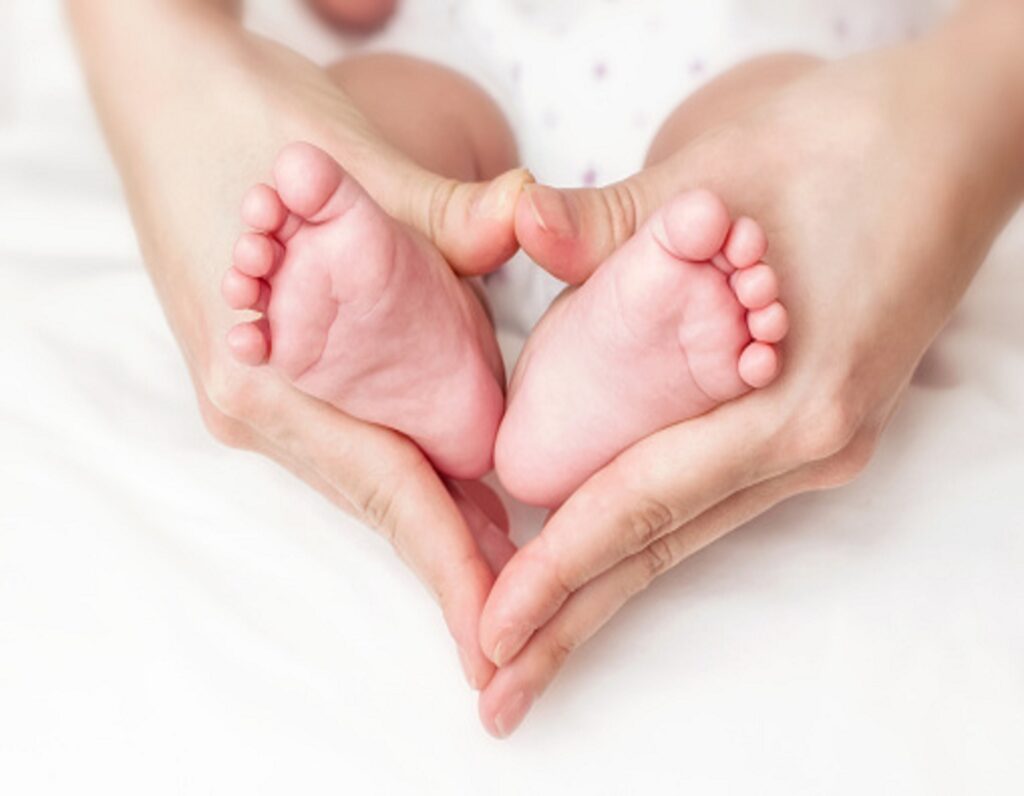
221 142 505 479
495 189 788 507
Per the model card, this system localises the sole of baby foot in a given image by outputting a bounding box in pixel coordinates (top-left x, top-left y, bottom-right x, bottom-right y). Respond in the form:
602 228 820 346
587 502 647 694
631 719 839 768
495 189 788 507
221 141 505 480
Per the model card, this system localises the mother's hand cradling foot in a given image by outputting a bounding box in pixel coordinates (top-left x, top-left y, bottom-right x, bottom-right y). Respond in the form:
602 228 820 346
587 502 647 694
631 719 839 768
69 0 529 692
479 9 1024 736
71 0 1024 740
201 371 515 690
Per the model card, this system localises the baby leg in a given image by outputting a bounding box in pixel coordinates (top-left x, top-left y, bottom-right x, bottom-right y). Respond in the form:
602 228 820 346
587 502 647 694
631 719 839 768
646 54 824 166
328 53 519 182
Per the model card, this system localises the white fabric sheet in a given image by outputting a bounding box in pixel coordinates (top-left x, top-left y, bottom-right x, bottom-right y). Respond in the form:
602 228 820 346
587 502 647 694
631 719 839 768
2 1 1022 793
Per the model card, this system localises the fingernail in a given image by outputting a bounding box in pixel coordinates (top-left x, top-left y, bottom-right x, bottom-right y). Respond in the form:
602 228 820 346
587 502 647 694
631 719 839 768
524 184 578 239
458 645 482 690
494 690 534 738
491 627 529 667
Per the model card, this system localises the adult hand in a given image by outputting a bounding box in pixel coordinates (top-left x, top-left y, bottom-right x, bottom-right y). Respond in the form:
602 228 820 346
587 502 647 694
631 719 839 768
477 3 1024 736
69 0 525 689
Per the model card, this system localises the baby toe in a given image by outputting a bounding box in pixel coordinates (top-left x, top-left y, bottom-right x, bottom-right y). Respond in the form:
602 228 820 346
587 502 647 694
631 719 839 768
730 263 778 309
723 217 768 269
241 183 288 233
656 189 731 263
233 232 280 278
226 320 270 366
747 301 789 343
737 342 779 389
221 268 265 311
272 141 346 220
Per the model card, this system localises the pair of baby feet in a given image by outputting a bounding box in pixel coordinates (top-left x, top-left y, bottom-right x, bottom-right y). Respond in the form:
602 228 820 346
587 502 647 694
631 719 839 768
221 143 789 508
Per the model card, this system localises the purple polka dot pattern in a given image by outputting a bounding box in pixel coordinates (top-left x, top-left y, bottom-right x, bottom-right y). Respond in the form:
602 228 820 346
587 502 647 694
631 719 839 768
489 2 937 211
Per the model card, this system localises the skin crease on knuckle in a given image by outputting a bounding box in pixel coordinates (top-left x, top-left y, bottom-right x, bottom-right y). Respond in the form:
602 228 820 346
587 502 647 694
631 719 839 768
624 496 677 558
353 450 454 569
606 451 683 537
540 480 671 600
352 453 436 545
636 535 678 588
544 627 581 673
355 477 402 541
426 177 459 248
600 181 643 253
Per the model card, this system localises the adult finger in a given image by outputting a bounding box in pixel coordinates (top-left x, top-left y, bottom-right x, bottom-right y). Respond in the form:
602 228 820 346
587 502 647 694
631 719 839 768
350 150 533 276
513 155 691 284
479 396 789 667
449 480 517 575
478 463 816 738
214 373 502 690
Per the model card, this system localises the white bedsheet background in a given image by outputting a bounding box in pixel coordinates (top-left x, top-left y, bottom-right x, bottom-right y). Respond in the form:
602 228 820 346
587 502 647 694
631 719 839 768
2 1 1022 794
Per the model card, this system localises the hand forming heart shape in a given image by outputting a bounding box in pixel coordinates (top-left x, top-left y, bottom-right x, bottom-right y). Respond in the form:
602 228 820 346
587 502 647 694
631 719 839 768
73 0 1024 739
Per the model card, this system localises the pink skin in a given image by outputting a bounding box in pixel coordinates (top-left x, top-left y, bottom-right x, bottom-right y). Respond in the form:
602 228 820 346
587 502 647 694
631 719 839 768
221 142 505 480
305 0 398 32
495 190 788 508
